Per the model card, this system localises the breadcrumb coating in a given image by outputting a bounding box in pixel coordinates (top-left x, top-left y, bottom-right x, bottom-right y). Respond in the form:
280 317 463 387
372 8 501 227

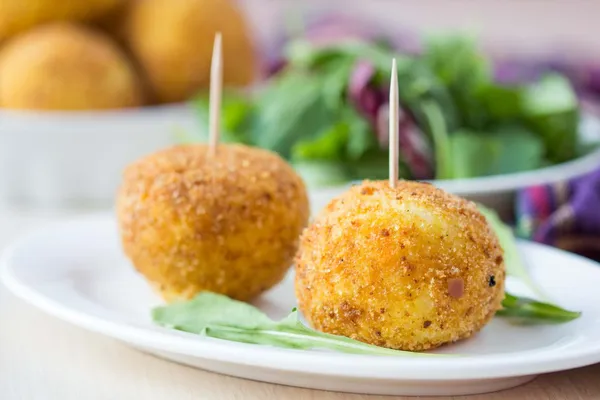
122 0 256 103
0 23 142 110
117 144 309 302
295 180 505 351
0 0 122 40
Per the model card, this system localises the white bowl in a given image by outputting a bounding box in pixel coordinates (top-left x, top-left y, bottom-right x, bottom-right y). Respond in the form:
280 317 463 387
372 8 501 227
310 116 600 220
309 145 600 220
0 104 202 208
1 105 599 219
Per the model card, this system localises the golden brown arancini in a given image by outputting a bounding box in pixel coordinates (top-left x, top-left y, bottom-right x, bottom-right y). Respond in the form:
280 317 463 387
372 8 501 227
0 23 143 110
295 180 505 351
117 144 310 302
121 0 257 103
0 0 123 40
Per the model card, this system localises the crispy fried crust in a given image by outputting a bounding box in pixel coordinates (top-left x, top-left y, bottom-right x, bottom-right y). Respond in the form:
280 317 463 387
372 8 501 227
117 144 309 302
0 0 122 40
123 0 256 103
0 23 142 110
295 180 505 351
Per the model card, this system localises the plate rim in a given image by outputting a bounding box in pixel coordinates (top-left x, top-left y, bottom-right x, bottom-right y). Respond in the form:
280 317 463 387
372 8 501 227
3 213 600 382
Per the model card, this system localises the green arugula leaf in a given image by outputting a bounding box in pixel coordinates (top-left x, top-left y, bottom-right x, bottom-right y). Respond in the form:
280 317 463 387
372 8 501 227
286 39 459 133
289 104 377 163
477 83 523 121
251 71 334 158
185 36 581 187
423 34 491 129
152 292 276 331
420 101 453 180
478 205 549 301
349 149 412 181
479 205 580 322
448 131 500 179
343 105 378 161
292 160 351 187
285 39 406 73
521 74 579 163
191 91 254 144
424 35 491 88
487 125 545 174
499 293 581 323
291 122 349 161
153 292 435 356
320 58 356 110
447 126 544 178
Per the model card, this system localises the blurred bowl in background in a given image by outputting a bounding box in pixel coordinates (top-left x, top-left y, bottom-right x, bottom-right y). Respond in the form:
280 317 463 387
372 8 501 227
309 146 600 221
0 103 201 208
1 106 598 219
309 115 600 220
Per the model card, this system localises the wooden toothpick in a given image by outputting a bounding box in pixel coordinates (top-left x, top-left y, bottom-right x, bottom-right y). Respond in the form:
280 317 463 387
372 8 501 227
389 58 399 188
208 32 223 156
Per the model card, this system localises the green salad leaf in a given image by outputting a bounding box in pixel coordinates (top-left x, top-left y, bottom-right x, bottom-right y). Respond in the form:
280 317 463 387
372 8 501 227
250 71 335 158
488 125 545 174
447 125 544 179
480 205 581 322
292 160 352 187
477 83 523 121
191 90 255 144
420 100 453 179
153 292 434 356
498 293 581 323
479 205 548 300
448 130 500 179
423 35 491 129
520 74 579 163
188 34 581 186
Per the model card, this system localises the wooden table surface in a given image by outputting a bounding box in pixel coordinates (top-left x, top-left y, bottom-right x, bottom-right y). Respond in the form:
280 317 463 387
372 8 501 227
1 208 599 400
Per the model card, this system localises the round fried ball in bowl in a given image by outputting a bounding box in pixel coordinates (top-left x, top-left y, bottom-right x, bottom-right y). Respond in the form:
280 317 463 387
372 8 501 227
0 0 122 40
0 23 143 110
295 180 505 351
122 0 257 103
117 144 310 302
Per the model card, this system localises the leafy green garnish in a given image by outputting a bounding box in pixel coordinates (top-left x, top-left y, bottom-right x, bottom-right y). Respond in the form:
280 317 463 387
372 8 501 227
448 131 500 179
498 293 581 323
521 74 579 163
250 71 336 158
447 126 544 179
480 205 581 322
420 100 453 180
423 34 491 129
188 35 581 185
191 90 254 144
152 292 434 356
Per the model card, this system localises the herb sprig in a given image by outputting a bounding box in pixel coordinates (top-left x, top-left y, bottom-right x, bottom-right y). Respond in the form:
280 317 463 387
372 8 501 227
480 205 581 322
153 292 432 356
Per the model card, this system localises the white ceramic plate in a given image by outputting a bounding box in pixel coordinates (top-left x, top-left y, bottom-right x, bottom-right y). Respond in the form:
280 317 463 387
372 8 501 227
2 214 600 396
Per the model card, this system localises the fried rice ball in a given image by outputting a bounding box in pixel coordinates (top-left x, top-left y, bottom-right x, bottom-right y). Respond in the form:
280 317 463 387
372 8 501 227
295 180 505 351
0 0 123 40
117 144 310 302
122 0 257 103
0 23 143 110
